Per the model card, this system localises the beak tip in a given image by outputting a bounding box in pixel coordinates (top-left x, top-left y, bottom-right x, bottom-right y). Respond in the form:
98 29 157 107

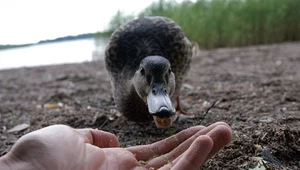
151 106 175 118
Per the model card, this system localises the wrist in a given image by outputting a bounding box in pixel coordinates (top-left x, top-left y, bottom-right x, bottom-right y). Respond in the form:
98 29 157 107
0 153 37 170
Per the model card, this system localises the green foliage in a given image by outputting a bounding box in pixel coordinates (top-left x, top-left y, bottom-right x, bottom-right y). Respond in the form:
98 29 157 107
0 44 33 50
94 10 135 42
94 30 113 40
107 10 135 32
107 0 300 49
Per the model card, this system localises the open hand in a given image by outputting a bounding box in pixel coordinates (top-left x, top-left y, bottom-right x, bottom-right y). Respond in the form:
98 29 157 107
1 122 231 170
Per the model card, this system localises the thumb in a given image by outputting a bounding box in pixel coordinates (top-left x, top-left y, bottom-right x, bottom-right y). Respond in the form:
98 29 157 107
82 143 107 169
76 128 119 148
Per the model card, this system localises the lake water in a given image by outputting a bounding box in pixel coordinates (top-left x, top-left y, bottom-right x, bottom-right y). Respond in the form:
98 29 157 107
0 38 108 70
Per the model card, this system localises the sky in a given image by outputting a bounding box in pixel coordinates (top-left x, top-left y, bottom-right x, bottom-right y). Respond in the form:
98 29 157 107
0 0 158 45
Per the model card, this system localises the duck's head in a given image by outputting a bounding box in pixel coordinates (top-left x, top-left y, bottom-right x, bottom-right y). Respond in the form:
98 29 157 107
133 55 176 128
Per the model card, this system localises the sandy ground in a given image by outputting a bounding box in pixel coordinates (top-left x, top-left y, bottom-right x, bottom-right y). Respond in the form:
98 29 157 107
1 42 299 169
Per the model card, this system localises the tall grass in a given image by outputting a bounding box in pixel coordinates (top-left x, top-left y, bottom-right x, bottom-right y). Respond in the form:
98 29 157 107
107 0 300 49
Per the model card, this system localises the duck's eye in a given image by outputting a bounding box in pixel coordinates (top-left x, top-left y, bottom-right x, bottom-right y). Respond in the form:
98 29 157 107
140 67 145 76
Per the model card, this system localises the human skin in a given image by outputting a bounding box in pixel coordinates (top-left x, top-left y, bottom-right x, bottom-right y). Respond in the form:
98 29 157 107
0 122 232 170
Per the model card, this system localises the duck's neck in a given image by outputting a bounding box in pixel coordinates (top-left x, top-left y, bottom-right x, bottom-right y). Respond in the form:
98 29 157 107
114 82 151 122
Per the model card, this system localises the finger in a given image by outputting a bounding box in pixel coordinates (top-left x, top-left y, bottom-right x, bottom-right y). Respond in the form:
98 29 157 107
144 122 229 168
81 145 143 170
126 125 205 161
205 124 232 162
168 124 232 168
76 129 119 148
164 135 213 170
102 148 142 170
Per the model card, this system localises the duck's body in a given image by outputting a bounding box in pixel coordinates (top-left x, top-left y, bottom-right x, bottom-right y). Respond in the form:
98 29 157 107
105 16 192 128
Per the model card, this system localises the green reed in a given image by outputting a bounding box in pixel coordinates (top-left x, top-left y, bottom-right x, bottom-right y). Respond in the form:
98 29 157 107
106 0 300 49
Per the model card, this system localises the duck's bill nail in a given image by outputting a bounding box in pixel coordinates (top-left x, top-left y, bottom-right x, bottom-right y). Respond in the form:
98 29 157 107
153 116 173 128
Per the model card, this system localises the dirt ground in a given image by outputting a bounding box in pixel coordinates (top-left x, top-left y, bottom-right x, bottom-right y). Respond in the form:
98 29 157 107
1 42 299 169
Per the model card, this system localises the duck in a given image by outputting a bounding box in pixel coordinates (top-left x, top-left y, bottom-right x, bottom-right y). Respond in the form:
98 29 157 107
105 16 193 128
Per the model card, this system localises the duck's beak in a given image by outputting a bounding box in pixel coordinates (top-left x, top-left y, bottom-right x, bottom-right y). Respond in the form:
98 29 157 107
147 83 176 128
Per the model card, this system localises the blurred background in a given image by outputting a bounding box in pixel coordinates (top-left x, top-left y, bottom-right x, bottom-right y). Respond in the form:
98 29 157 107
0 0 299 70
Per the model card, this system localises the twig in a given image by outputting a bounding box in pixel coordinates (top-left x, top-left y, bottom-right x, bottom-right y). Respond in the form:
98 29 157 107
199 100 218 124
91 111 100 125
99 118 109 129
